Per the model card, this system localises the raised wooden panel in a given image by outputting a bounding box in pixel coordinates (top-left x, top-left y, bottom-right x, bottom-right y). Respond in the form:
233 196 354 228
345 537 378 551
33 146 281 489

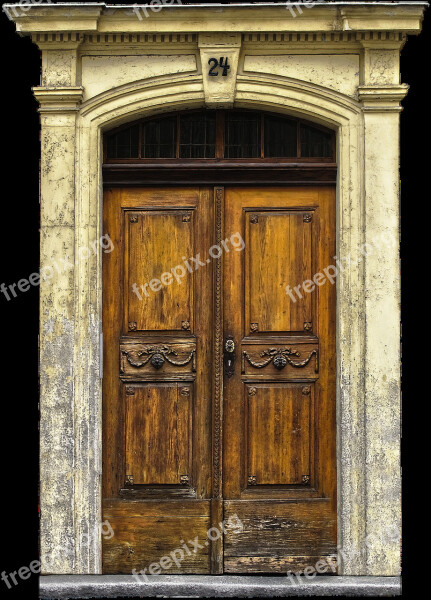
246 383 313 486
245 209 314 335
223 500 336 574
125 382 192 486
120 339 196 380
241 342 318 379
125 209 194 333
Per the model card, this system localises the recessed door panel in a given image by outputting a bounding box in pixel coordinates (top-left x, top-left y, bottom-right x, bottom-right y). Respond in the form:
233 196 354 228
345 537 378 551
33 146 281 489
125 382 191 486
245 210 314 335
246 382 312 486
126 209 194 332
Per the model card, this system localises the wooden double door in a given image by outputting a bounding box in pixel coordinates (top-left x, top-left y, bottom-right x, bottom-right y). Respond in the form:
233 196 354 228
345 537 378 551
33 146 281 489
102 186 336 574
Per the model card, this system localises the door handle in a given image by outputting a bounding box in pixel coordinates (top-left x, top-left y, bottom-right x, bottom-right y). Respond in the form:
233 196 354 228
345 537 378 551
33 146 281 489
224 335 236 378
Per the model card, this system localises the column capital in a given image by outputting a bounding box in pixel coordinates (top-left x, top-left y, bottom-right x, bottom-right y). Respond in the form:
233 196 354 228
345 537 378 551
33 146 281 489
358 84 409 113
33 86 84 113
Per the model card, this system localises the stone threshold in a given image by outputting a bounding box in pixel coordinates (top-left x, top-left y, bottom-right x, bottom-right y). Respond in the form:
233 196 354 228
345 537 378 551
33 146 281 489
39 575 401 598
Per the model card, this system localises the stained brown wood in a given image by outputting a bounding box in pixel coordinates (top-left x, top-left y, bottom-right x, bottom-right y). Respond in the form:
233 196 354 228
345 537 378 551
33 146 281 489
245 209 313 333
126 209 193 332
222 187 336 571
103 187 214 573
103 163 337 186
125 383 191 486
246 383 312 486
103 184 336 574
223 500 336 573
103 500 211 575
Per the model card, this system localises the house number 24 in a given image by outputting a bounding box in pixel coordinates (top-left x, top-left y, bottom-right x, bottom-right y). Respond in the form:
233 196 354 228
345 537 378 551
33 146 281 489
208 57 230 77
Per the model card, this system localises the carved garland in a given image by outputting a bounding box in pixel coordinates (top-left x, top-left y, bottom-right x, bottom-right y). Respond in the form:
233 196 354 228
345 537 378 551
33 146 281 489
121 345 196 371
242 347 319 373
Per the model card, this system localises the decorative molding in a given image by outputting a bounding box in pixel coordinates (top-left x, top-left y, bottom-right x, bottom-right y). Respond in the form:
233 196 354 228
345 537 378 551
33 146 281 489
242 31 407 45
31 32 84 48
212 187 224 500
5 5 102 34
243 347 319 373
85 33 197 46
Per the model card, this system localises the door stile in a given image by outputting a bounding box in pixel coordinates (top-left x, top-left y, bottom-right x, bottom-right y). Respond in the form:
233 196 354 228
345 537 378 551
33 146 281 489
210 186 224 574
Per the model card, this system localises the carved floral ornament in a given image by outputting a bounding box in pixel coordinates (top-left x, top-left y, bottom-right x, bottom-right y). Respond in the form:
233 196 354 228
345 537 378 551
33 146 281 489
242 347 319 373
121 345 196 372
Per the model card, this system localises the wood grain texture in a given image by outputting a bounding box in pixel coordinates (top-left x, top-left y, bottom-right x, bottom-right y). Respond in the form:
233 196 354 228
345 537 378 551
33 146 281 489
125 383 191 486
224 500 336 572
246 210 312 334
222 187 336 571
126 209 193 332
246 383 312 486
103 500 211 574
103 187 214 573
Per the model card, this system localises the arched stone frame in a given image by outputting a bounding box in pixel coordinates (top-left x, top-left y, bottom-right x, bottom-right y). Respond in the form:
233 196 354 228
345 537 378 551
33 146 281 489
37 69 401 578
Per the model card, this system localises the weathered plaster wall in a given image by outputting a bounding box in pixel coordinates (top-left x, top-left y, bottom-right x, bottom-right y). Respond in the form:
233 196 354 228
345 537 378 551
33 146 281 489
81 54 198 99
243 54 360 97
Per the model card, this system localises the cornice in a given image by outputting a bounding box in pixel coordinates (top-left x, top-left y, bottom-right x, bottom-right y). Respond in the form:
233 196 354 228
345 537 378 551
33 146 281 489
3 3 426 38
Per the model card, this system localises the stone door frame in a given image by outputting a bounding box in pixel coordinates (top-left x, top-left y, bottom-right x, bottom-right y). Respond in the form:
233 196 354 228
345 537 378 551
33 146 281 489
6 1 426 581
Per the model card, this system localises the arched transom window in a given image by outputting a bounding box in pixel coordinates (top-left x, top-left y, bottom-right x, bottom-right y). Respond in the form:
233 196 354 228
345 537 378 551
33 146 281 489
104 110 335 162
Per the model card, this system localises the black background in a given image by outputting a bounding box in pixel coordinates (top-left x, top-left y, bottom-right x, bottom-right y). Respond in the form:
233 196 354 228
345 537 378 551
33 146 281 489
0 0 427 597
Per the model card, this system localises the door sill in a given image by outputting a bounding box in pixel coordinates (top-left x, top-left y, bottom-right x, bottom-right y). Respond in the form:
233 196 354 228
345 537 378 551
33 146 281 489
39 575 401 598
